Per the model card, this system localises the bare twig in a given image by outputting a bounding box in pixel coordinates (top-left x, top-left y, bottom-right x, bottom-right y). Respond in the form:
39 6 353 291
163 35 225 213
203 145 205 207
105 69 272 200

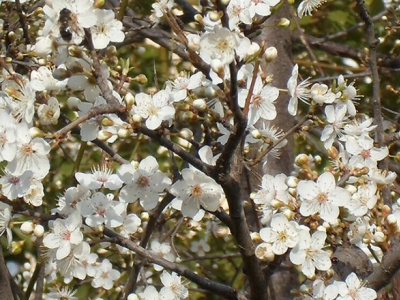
104 227 239 300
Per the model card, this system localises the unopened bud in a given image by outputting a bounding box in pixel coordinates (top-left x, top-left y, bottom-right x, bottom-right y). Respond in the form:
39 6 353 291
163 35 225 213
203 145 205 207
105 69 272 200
264 46 278 62
387 214 397 225
20 221 34 235
327 146 339 159
124 92 135 108
132 114 143 123
29 127 44 138
295 153 310 168
133 74 147 84
382 205 391 217
68 45 83 58
276 18 290 27
118 128 131 138
67 97 81 110
286 176 298 188
243 43 261 62
194 14 203 24
93 0 105 8
209 11 222 22
251 129 262 139
211 59 224 78
141 212 149 221
179 128 193 140
181 111 197 122
250 232 261 242
33 224 44 237
255 243 275 261
193 98 207 111
98 130 113 141
374 231 386 243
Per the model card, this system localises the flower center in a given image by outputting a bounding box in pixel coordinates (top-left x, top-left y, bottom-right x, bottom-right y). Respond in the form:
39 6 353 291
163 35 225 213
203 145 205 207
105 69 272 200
191 185 202 197
252 94 262 106
316 192 328 203
62 230 71 240
21 143 33 155
360 149 370 159
8 175 20 184
138 175 149 187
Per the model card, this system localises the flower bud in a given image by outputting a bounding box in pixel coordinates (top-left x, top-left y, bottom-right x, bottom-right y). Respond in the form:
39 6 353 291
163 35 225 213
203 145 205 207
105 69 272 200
250 232 261 242
382 205 391 217
133 74 148 84
33 224 44 237
264 46 278 62
193 98 207 111
98 130 113 141
276 18 290 27
387 214 397 225
209 11 222 22
118 128 131 138
179 128 193 140
286 176 298 188
243 43 261 62
295 153 310 168
67 97 81 110
374 231 386 243
20 221 34 235
251 129 262 139
141 212 149 221
211 59 224 78
132 114 143 123
93 0 105 8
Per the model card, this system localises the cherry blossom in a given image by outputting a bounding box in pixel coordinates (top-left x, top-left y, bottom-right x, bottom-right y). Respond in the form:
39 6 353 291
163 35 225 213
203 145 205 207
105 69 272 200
254 173 289 206
131 90 175 130
347 183 377 217
259 213 299 255
159 271 189 300
91 9 125 49
170 167 223 218
91 259 120 290
297 172 350 223
75 165 123 190
0 169 33 200
118 156 171 210
289 229 331 278
238 75 279 126
334 272 377 300
77 192 125 228
43 211 83 260
287 64 310 116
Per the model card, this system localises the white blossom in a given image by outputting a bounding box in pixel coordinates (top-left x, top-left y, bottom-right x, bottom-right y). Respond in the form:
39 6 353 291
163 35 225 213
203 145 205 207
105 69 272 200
91 9 125 49
131 90 175 130
170 167 223 218
118 156 171 210
43 211 83 260
289 229 331 278
297 172 350 223
259 213 299 255
91 259 120 290
159 271 189 300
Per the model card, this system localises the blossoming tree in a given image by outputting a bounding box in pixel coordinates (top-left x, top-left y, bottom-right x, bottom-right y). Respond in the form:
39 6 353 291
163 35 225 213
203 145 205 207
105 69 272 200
0 0 399 299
